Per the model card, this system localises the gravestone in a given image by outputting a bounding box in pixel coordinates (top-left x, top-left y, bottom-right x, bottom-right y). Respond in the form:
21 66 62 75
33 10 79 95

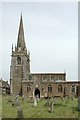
34 97 37 107
50 97 54 112
17 106 24 119
48 97 54 112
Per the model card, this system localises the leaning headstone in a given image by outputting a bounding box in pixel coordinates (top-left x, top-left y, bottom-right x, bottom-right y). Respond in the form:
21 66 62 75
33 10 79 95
17 106 24 119
34 97 37 107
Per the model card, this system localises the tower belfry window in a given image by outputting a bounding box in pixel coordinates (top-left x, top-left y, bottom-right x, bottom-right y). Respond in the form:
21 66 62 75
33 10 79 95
17 56 21 64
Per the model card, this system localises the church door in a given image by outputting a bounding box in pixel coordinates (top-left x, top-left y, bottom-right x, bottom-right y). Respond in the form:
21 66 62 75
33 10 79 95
34 88 40 98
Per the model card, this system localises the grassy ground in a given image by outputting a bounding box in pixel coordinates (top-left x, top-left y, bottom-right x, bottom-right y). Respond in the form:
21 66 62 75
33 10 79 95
2 95 79 118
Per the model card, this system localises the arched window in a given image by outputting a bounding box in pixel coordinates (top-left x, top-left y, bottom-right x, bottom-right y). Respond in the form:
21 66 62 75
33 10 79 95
71 85 75 93
58 84 62 92
48 85 52 92
17 56 21 64
27 84 31 92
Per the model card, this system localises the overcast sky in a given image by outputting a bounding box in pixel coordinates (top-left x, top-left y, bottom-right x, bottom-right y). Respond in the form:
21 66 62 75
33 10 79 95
0 2 78 81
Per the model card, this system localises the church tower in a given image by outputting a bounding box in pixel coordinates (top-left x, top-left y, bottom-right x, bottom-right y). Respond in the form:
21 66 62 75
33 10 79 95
10 14 30 95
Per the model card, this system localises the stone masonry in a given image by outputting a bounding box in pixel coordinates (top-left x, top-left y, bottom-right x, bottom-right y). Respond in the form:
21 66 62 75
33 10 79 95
10 14 80 98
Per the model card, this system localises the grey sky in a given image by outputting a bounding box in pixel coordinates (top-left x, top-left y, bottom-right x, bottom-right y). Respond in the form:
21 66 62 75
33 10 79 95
1 2 78 81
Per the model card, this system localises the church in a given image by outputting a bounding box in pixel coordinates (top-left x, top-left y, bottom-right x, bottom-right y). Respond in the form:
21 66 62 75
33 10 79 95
10 14 80 98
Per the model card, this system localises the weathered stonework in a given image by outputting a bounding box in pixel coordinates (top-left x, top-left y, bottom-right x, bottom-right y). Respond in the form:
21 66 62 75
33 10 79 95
10 14 80 97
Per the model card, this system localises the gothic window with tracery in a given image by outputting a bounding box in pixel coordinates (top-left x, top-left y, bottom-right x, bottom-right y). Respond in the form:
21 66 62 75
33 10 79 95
48 85 52 92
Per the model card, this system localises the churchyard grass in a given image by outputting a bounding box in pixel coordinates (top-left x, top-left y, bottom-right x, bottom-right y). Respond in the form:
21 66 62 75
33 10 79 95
2 95 79 118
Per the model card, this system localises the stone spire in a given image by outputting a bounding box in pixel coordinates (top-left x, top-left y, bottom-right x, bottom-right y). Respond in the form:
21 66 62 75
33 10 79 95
17 13 26 51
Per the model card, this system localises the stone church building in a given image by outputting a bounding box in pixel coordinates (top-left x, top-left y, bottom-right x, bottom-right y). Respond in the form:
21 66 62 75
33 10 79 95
10 14 80 98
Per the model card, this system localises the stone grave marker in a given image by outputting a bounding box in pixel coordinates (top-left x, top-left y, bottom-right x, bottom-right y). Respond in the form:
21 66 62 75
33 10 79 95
17 106 24 119
34 97 37 107
50 97 54 112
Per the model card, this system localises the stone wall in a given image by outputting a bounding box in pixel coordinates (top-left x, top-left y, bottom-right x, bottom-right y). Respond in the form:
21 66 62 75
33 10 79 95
22 79 80 98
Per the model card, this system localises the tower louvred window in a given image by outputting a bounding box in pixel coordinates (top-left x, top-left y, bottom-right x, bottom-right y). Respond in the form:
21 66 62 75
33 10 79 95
17 56 21 64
